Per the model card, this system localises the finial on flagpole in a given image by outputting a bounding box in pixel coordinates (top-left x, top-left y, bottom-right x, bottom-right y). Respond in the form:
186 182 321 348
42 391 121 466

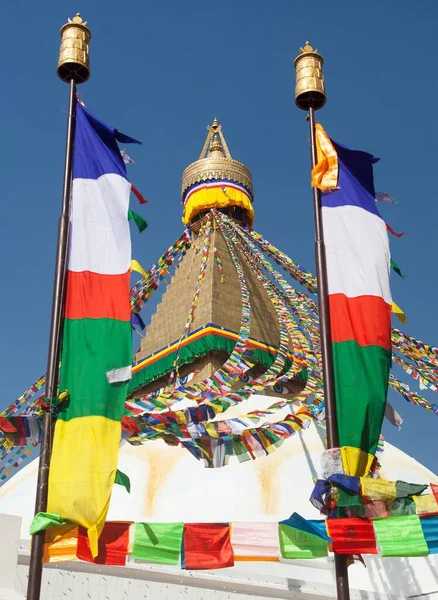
57 13 91 83
294 41 326 110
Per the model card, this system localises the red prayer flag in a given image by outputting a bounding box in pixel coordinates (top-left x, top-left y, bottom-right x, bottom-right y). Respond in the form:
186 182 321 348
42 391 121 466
183 523 234 570
431 484 438 505
77 522 130 565
386 223 406 238
326 518 377 555
131 183 148 204
0 417 17 433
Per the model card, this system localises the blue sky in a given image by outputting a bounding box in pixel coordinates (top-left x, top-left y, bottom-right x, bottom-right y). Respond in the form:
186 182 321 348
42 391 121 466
1 0 437 472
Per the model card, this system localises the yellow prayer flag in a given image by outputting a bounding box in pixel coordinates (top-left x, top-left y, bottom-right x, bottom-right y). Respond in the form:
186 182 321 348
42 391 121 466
131 259 148 280
414 493 438 515
361 477 397 502
392 301 407 324
311 124 339 192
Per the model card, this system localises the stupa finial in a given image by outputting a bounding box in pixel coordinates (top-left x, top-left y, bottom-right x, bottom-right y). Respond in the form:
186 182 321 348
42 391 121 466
181 118 254 226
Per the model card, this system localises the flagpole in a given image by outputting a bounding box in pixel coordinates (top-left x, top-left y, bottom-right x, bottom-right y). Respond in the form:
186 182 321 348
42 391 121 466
294 43 350 600
26 15 91 600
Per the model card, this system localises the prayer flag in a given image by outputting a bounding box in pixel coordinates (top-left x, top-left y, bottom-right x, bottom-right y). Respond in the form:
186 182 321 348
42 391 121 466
183 523 234 570
231 522 279 561
414 493 438 515
326 517 377 554
361 477 397 502
43 525 79 563
279 524 328 559
373 515 429 557
312 124 391 477
131 522 183 565
77 522 130 565
420 516 438 554
45 101 137 557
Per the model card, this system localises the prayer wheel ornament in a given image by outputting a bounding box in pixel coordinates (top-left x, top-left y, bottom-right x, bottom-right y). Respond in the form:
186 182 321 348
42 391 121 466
181 118 254 226
57 13 91 84
294 42 326 111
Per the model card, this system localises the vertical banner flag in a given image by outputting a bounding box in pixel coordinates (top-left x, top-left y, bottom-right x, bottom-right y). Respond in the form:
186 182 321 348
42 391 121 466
46 101 139 556
312 124 392 477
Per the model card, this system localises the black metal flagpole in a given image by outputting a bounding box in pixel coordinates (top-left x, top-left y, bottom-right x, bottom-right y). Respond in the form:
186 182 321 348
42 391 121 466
294 42 350 600
26 14 91 600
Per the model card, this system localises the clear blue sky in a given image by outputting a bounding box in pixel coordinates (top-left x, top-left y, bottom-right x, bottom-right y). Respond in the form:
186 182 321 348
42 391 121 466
1 0 437 472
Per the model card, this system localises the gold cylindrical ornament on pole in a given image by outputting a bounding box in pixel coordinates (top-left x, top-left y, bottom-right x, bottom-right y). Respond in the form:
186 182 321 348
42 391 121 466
294 41 326 111
57 13 91 83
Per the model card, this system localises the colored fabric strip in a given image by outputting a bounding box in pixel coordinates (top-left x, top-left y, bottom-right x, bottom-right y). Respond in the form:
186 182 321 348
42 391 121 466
361 477 397 502
231 522 279 561
314 125 391 477
392 301 407 324
43 525 79 564
278 523 328 559
131 183 148 204
395 481 428 498
414 494 438 515
389 497 416 516
326 518 377 554
420 516 438 554
373 515 428 557
47 101 133 558
128 209 148 233
182 523 234 570
279 513 331 542
131 522 184 565
183 184 254 226
76 522 130 565
390 259 406 279
386 223 406 238
30 513 71 535
114 469 131 493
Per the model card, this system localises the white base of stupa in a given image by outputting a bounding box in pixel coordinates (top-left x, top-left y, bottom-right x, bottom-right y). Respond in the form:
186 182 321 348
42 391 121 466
1 410 438 599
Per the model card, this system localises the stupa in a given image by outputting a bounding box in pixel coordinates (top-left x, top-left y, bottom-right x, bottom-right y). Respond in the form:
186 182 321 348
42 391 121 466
0 120 437 599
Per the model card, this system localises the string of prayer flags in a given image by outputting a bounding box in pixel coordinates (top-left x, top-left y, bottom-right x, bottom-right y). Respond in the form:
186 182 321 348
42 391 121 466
77 522 130 566
279 522 328 559
420 516 438 554
36 515 438 566
231 522 279 561
131 522 184 565
0 416 41 446
182 523 234 570
373 515 429 557
43 525 79 564
326 518 377 554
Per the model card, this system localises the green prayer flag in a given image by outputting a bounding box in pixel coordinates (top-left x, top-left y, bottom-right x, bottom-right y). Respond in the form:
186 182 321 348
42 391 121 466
115 469 131 493
390 259 407 279
373 515 429 557
389 497 416 516
29 512 72 535
336 489 365 518
278 524 328 559
395 481 428 499
128 209 148 233
132 522 184 564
